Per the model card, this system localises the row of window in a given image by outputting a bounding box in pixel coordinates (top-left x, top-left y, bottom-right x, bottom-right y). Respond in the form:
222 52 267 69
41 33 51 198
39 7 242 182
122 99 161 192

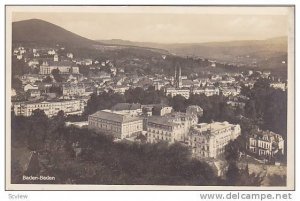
148 123 172 130
147 129 172 136
148 134 172 142
250 139 271 149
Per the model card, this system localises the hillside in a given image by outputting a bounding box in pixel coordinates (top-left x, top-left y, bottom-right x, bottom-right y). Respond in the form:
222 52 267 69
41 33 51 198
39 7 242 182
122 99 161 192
12 19 168 56
167 37 287 61
100 37 288 70
12 19 103 48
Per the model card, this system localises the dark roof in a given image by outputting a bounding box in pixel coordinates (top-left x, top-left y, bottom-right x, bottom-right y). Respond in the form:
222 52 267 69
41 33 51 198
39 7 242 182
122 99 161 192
182 79 194 85
90 110 141 123
43 60 75 67
147 115 177 127
111 103 141 111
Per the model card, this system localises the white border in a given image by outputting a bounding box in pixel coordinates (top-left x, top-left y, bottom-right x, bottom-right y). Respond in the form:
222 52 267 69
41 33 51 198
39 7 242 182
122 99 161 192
0 1 298 200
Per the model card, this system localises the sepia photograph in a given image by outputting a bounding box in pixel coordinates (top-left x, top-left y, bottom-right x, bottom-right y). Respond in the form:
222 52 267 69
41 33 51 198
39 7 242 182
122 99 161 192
5 5 295 190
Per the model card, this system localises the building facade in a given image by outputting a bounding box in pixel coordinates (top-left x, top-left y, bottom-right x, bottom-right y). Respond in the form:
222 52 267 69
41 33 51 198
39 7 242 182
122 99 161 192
165 88 190 99
147 112 198 144
188 122 241 159
88 110 143 139
13 99 83 117
247 130 284 158
192 86 220 96
39 61 79 75
62 83 85 97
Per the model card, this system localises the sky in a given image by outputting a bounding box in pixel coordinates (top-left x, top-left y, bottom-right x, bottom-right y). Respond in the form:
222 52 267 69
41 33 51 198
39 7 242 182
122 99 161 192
11 6 292 44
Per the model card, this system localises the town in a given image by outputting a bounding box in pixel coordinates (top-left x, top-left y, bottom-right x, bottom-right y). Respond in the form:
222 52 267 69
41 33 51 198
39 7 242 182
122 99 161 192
10 42 287 186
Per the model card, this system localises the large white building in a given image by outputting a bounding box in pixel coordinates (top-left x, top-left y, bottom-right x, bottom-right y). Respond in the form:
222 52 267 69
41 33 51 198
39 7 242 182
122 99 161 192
188 122 241 159
13 99 83 117
39 61 79 75
247 130 284 158
165 87 190 99
192 86 220 97
147 112 198 143
88 110 143 139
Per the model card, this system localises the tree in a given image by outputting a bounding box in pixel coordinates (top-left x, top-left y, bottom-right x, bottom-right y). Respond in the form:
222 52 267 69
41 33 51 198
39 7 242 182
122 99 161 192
42 76 53 83
12 77 23 91
169 95 187 112
49 85 63 96
51 68 63 82
12 57 30 76
27 109 49 150
224 138 263 186
243 78 287 140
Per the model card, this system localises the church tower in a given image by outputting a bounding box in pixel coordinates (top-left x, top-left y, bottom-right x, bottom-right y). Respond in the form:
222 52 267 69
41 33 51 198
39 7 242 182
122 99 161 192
174 62 182 88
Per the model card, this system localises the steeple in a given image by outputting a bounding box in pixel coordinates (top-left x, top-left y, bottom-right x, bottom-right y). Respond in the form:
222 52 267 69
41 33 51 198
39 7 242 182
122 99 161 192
174 62 183 88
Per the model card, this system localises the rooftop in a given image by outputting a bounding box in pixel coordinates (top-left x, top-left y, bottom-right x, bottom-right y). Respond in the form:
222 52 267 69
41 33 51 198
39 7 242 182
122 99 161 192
42 60 75 67
191 121 236 135
90 110 142 123
111 103 141 111
147 115 178 127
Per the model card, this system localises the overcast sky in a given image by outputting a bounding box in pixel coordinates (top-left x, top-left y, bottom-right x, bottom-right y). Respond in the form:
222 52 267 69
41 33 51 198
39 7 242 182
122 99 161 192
11 6 292 43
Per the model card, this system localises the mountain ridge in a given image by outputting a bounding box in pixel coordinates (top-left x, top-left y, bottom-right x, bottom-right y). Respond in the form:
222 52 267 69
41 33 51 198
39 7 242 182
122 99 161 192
12 19 169 54
12 19 102 48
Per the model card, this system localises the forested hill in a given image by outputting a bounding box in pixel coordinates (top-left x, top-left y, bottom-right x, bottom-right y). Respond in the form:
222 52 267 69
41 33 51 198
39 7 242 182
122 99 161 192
12 19 101 48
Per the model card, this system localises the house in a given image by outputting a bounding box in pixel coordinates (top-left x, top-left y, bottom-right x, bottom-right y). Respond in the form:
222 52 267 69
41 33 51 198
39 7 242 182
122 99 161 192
84 59 93 66
33 52 40 57
152 105 173 116
16 54 23 60
227 101 246 109
47 49 56 55
27 59 40 67
21 74 44 85
11 88 17 97
112 86 129 94
220 86 240 97
27 89 41 98
270 82 286 91
23 84 39 92
247 129 284 159
211 75 222 81
62 83 85 97
67 53 73 59
53 54 59 62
